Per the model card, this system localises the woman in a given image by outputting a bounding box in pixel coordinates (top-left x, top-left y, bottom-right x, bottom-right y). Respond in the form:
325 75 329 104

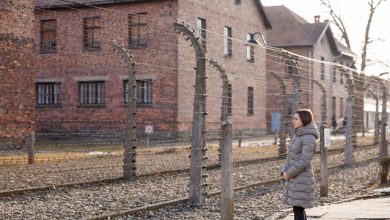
281 109 319 220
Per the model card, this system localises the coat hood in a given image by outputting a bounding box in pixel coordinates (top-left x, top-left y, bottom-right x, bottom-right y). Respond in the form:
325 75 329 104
295 122 319 139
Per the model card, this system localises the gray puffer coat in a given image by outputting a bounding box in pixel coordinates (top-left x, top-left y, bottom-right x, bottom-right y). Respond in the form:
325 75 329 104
281 122 319 208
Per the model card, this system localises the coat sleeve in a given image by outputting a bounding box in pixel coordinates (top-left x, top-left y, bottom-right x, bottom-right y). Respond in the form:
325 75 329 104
286 135 316 178
281 162 288 173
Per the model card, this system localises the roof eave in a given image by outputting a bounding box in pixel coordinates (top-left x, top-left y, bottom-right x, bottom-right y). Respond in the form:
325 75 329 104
36 0 152 10
256 0 272 29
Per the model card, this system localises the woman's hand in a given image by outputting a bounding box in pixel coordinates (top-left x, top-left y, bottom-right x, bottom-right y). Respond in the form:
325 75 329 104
283 172 290 181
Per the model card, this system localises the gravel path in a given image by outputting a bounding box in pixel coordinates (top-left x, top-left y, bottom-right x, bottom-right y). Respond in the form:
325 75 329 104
127 160 381 220
0 138 371 192
0 144 382 219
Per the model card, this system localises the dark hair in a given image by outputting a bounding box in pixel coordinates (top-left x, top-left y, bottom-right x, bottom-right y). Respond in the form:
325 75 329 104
295 109 314 126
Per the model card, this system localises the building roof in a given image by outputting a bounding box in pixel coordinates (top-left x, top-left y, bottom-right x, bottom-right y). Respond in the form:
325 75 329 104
335 40 356 58
36 0 152 9
264 5 339 55
36 0 271 29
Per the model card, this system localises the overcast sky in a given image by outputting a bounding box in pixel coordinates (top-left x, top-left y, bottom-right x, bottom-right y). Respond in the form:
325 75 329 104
261 0 390 76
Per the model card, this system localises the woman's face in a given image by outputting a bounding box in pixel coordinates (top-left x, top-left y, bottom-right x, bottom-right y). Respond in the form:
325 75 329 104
292 113 303 129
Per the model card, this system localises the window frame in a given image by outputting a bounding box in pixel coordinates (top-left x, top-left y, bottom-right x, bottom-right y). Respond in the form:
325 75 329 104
332 96 336 117
223 26 232 56
36 82 61 106
246 33 255 62
40 19 57 53
78 81 105 106
340 97 344 117
247 87 254 116
83 16 101 51
196 17 207 52
123 79 153 105
128 13 148 49
320 57 325 80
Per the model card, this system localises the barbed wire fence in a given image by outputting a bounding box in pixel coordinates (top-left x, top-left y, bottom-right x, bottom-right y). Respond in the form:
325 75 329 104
0 0 388 219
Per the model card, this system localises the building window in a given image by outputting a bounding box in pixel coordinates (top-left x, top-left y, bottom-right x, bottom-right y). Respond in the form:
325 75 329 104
36 83 61 105
247 33 254 62
247 87 254 115
340 97 344 117
196 17 206 52
320 57 325 80
40 19 57 52
124 79 153 104
128 13 148 48
79 81 105 105
224 26 232 56
227 84 232 115
83 16 101 50
235 0 241 5
285 60 297 75
332 96 336 117
332 65 337 82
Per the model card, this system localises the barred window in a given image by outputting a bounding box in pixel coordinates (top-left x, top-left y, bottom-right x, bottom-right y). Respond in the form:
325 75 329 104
196 17 206 52
36 83 61 105
340 62 344 84
247 87 254 115
224 26 232 56
123 79 153 104
285 60 297 75
83 17 101 50
332 96 336 117
79 81 105 105
40 19 57 52
128 13 148 48
247 33 254 62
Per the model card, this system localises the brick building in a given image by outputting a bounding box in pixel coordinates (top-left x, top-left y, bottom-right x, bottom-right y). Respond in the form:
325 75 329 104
0 0 36 149
34 0 271 141
264 5 355 132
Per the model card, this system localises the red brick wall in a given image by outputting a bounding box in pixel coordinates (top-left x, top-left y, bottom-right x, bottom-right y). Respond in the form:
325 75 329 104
34 1 179 139
0 0 36 147
177 0 269 137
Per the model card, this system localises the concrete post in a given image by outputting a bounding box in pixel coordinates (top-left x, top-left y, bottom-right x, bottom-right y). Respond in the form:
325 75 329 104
27 132 35 164
174 22 207 206
208 59 229 164
381 83 388 157
320 126 328 196
366 89 379 145
344 73 354 168
208 59 233 219
112 42 137 181
220 121 233 220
